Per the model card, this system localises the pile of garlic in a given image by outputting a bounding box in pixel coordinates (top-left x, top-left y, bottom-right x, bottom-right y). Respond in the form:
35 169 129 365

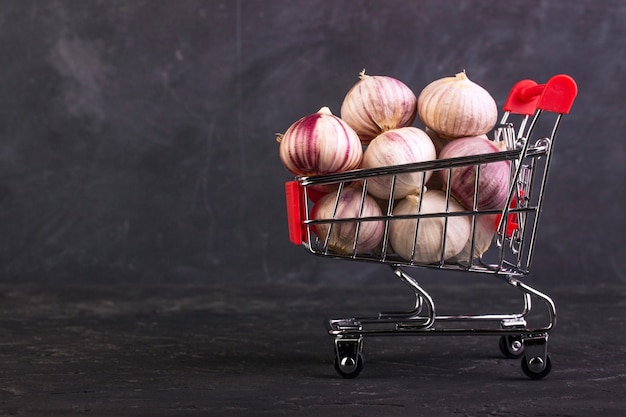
278 69 509 264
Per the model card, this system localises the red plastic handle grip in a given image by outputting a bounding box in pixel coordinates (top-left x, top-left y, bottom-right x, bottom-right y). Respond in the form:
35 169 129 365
537 74 578 114
285 181 306 245
504 80 541 116
503 74 578 116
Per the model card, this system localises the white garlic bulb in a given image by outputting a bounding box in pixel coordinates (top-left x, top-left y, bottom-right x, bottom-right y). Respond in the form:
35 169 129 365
360 127 437 200
450 214 498 264
417 71 498 139
389 191 471 264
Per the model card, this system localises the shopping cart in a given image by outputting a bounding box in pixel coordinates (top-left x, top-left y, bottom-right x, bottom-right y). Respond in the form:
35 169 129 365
284 74 578 379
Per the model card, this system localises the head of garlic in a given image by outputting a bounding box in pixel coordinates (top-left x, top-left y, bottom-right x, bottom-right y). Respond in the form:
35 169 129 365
310 183 384 255
278 107 363 176
449 214 498 264
417 71 498 139
389 191 471 264
360 127 437 200
341 70 417 144
438 136 511 211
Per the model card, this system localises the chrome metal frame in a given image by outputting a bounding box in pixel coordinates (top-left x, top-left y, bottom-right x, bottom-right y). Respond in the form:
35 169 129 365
288 97 570 379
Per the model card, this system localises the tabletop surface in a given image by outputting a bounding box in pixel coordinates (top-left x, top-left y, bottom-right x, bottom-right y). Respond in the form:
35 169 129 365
0 279 624 416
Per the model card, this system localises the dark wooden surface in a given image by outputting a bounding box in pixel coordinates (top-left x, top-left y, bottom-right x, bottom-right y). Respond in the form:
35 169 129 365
0 281 624 416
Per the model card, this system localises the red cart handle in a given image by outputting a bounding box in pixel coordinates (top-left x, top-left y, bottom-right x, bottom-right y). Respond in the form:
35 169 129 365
503 74 578 116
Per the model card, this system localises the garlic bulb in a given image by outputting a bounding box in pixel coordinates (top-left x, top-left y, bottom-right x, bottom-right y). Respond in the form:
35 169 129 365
417 71 498 139
341 70 417 144
310 184 384 254
389 191 471 264
306 183 341 203
424 128 489 192
360 127 437 200
439 136 510 211
450 214 497 263
278 107 362 176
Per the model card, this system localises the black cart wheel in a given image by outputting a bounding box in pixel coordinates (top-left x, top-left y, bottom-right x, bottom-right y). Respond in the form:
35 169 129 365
499 335 525 359
521 354 552 380
334 353 364 379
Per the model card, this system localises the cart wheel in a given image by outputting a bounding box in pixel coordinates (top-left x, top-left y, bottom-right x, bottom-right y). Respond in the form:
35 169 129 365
521 354 552 380
499 335 524 359
334 353 364 379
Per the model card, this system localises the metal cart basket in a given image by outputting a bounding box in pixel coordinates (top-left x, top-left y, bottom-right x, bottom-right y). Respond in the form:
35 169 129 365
284 74 578 379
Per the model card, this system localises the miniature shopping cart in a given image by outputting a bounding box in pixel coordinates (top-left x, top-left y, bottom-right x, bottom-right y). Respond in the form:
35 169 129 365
284 74 578 379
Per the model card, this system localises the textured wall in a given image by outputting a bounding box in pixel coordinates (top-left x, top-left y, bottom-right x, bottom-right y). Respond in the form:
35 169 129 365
0 0 623 284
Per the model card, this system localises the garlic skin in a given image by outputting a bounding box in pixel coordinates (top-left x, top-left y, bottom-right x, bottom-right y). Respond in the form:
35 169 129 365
424 128 447 191
360 127 437 200
439 136 511 211
306 183 341 203
450 214 498 263
341 70 417 144
417 71 498 139
389 191 471 264
310 184 384 254
279 107 363 176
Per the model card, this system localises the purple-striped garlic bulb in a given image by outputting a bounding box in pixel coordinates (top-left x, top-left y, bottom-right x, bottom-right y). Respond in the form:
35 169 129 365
278 107 362 176
310 184 384 255
438 136 510 211
360 127 437 200
340 70 417 144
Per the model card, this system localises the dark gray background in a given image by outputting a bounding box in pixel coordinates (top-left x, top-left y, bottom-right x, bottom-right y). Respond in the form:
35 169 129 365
0 0 623 285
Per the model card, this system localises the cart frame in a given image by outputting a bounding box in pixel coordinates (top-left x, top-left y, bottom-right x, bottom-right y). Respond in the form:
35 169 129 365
284 74 577 379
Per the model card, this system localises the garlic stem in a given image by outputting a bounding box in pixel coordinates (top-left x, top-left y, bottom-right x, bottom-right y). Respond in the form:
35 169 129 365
455 70 468 80
317 106 332 115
